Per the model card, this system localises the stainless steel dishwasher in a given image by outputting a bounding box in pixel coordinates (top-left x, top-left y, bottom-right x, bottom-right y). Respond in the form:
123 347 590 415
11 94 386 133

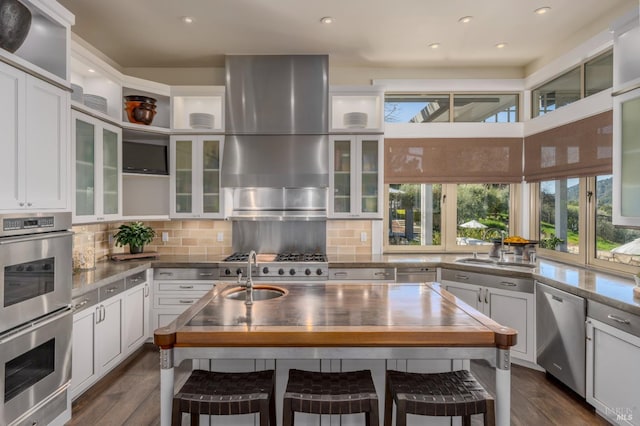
536 281 586 397
396 267 436 283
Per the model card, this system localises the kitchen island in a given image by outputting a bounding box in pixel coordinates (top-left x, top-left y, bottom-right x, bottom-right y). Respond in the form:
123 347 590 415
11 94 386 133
155 281 517 426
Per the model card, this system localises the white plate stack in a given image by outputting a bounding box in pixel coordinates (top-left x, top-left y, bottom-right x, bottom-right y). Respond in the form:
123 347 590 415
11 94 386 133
71 84 84 103
189 112 215 129
343 112 368 128
83 94 108 114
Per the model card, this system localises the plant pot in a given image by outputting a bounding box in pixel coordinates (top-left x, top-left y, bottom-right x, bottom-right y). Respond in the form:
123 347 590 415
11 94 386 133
0 0 32 53
129 245 144 254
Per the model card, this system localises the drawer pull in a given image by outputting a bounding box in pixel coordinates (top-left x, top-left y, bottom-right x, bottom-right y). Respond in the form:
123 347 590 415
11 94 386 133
374 272 389 277
607 314 631 325
199 272 214 277
106 287 117 293
179 300 194 304
455 274 469 280
159 272 174 276
179 285 194 289
334 272 348 277
130 278 141 283
74 300 89 309
552 295 563 303
500 281 517 287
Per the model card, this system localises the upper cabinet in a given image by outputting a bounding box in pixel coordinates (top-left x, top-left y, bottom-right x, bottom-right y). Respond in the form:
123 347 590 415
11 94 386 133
72 110 122 224
0 0 74 86
329 135 383 219
330 86 384 133
0 61 68 211
171 86 225 133
611 7 640 93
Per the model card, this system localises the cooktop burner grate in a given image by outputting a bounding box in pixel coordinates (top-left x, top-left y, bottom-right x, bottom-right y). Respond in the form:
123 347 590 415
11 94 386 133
223 252 327 262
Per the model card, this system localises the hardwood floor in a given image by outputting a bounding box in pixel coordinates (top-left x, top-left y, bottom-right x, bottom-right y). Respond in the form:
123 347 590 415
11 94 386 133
68 344 610 425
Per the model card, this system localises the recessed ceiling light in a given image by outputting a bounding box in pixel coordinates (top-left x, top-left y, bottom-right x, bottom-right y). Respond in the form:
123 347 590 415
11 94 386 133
320 16 334 24
458 16 473 24
182 16 194 24
88 68 95 73
495 43 507 49
534 6 551 15
428 43 441 49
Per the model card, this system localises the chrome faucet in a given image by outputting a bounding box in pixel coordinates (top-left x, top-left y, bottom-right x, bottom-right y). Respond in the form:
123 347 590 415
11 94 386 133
244 250 257 305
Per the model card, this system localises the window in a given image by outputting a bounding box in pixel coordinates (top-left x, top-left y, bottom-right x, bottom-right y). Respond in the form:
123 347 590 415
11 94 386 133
539 178 580 255
386 183 514 251
532 67 581 118
594 175 640 266
531 49 613 118
388 184 442 246
385 93 519 123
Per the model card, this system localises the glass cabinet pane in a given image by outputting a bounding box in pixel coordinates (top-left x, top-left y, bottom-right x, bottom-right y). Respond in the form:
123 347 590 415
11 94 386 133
102 129 118 215
333 139 352 213
202 139 220 214
175 140 193 213
75 119 95 216
621 95 640 218
361 139 379 213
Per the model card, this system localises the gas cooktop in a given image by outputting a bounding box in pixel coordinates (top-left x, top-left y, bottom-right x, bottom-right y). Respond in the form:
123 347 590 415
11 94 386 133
221 252 328 280
223 252 328 263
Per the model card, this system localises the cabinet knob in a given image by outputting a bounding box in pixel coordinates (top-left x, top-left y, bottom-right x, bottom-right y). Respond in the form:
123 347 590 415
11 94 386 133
26 202 32 207
19 202 25 207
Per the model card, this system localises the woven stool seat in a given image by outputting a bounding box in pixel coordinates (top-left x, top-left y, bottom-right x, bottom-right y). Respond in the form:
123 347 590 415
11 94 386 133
283 369 379 425
172 369 276 426
384 369 495 426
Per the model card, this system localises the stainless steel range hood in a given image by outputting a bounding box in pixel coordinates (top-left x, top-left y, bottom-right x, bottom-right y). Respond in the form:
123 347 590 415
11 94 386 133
222 55 329 189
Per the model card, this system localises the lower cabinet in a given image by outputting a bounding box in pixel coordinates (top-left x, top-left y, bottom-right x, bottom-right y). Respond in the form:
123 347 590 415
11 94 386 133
586 308 640 425
71 272 150 400
441 269 536 363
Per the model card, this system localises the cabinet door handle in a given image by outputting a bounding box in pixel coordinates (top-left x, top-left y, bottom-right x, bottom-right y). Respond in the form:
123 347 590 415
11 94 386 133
144 283 149 297
179 300 194 304
607 314 631 325
179 285 194 289
500 281 517 287
484 288 489 304
101 305 106 322
455 274 469 280
478 289 482 303
95 306 101 324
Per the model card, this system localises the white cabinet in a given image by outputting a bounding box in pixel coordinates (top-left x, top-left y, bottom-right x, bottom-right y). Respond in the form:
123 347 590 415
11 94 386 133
613 87 640 226
586 301 640 425
96 291 125 373
329 135 383 218
441 269 536 363
170 135 224 218
0 61 68 211
71 294 99 399
72 110 122 223
124 272 151 353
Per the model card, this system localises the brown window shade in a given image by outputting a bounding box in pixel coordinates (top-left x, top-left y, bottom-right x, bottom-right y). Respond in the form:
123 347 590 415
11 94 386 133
524 110 612 182
384 138 523 184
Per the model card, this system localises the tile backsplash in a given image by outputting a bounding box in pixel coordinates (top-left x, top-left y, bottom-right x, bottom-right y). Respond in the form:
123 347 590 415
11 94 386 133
73 219 372 261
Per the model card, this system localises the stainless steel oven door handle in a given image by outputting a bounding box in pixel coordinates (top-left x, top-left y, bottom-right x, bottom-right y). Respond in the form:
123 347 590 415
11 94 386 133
0 230 74 245
0 308 72 343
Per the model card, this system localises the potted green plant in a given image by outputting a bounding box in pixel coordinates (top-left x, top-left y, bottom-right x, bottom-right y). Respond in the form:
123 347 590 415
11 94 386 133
113 222 156 254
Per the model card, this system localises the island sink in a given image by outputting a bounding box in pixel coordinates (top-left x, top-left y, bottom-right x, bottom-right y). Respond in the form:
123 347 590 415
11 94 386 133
223 285 287 301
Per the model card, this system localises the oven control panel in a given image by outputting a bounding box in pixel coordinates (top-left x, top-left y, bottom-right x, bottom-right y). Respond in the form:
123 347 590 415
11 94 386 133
3 216 54 231
0 212 71 237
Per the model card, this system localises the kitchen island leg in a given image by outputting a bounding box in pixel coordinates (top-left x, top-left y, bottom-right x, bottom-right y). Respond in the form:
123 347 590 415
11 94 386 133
160 348 174 426
495 347 511 426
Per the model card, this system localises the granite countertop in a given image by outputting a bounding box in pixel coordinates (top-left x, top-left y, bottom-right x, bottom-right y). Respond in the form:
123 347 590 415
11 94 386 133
72 253 640 316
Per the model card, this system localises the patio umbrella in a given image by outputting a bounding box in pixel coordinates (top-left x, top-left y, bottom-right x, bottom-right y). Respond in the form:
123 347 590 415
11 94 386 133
611 238 640 255
458 219 487 229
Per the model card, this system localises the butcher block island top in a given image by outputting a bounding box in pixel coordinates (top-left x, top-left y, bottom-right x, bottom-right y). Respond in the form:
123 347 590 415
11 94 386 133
154 282 517 349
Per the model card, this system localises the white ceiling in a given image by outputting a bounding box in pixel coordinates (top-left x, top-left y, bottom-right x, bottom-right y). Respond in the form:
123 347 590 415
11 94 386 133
58 0 636 70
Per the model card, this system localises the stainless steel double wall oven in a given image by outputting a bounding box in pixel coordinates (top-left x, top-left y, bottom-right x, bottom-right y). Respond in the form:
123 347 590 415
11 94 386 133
0 212 73 426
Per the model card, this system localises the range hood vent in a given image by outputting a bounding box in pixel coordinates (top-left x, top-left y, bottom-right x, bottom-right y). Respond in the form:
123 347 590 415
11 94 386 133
222 55 329 188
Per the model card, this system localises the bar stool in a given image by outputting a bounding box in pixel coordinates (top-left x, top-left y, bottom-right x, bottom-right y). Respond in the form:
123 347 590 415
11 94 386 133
283 369 379 426
384 369 495 426
171 369 276 426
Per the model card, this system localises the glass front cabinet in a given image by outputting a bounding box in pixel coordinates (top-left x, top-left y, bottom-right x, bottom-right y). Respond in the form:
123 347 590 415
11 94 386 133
329 135 383 218
613 87 640 226
170 135 224 218
72 111 122 223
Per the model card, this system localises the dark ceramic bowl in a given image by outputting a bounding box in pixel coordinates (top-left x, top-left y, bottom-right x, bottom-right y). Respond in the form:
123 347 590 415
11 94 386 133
0 0 32 53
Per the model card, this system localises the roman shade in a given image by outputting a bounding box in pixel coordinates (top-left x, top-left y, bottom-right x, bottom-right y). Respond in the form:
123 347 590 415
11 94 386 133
523 110 612 182
384 138 523 183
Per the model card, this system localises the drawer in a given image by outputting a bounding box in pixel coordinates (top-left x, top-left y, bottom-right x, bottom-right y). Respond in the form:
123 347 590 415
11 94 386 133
100 279 126 300
126 271 147 288
588 300 640 338
441 269 534 293
72 289 99 313
329 268 396 281
157 282 214 292
156 296 203 307
153 268 218 281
